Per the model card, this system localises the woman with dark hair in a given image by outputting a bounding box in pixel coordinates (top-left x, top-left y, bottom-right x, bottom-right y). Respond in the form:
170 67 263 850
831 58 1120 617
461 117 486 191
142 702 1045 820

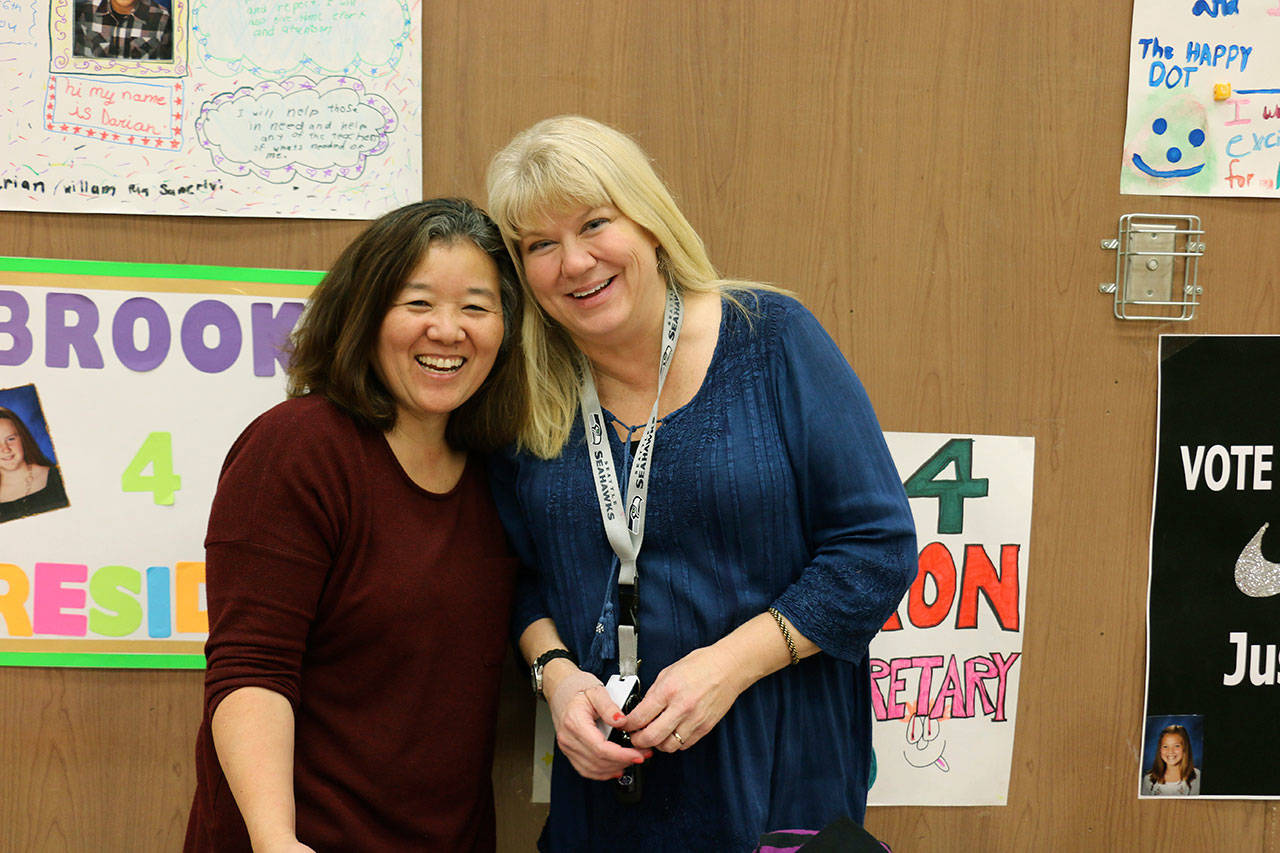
486 117 915 850
0 406 69 522
1142 725 1201 795
184 198 527 852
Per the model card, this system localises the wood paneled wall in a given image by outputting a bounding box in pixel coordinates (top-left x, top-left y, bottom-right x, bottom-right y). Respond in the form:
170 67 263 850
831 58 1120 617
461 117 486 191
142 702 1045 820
3 1 1278 849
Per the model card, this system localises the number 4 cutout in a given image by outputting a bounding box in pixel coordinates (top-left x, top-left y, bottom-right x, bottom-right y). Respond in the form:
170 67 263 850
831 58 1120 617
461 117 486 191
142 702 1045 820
902 438 988 534
122 431 182 505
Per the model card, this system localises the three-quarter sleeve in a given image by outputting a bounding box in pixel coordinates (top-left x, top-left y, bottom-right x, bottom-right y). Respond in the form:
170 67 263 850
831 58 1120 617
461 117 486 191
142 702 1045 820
765 299 917 662
201 404 351 715
488 448 552 640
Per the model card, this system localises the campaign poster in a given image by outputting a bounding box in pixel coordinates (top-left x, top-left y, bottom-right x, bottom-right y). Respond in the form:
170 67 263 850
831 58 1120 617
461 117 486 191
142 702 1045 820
0 256 317 668
1123 0 1280 198
528 432 1036 806
0 0 421 218
867 433 1034 807
1142 335 1280 798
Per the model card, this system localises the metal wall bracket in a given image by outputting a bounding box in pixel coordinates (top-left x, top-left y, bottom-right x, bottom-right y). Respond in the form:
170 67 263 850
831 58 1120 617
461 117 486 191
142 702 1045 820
1099 214 1204 321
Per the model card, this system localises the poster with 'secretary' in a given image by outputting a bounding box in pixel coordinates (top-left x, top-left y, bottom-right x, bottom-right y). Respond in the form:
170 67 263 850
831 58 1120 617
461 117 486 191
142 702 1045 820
866 433 1032 807
528 433 1035 807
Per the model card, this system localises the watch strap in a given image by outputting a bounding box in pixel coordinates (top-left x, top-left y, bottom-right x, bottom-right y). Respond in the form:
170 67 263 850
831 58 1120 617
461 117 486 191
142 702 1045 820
532 648 577 700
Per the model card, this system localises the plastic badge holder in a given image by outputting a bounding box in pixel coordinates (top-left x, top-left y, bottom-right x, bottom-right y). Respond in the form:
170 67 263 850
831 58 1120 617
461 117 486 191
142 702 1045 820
596 674 640 738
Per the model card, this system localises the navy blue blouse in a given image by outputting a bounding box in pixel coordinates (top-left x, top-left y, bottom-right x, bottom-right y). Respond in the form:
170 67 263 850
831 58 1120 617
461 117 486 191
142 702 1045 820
491 290 916 852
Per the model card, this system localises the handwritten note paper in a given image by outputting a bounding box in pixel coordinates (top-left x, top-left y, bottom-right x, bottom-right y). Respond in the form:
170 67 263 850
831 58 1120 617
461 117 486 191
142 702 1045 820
0 0 39 45
48 77 182 147
1 0 421 218
196 77 395 183
1123 0 1280 198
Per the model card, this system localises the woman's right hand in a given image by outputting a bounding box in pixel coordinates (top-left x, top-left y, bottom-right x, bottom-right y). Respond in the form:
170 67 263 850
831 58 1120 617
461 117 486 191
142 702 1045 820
545 663 650 780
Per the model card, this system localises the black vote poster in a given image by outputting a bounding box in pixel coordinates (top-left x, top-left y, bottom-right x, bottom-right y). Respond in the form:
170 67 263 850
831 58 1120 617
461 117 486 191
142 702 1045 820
1143 335 1280 798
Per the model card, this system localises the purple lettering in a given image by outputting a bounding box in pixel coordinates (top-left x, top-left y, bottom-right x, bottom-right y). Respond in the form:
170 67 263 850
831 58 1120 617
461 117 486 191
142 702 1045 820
111 297 171 372
181 299 242 373
46 292 103 369
0 290 33 366
251 301 303 377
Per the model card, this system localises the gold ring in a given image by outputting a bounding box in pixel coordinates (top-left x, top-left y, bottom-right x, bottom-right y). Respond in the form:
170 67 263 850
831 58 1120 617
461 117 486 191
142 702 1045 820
672 731 684 745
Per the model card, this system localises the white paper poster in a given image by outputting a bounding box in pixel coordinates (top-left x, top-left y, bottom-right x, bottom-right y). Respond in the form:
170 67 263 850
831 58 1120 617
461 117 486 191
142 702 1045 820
0 256 314 667
1123 0 1280 197
531 432 1036 807
0 0 422 218
867 433 1034 807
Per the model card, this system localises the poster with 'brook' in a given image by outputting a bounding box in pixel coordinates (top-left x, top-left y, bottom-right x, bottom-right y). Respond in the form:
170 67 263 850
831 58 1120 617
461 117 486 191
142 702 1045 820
0 256 317 668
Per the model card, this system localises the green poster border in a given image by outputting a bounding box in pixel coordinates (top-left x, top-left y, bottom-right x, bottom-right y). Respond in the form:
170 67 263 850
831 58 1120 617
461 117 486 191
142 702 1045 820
0 255 323 286
0 652 206 669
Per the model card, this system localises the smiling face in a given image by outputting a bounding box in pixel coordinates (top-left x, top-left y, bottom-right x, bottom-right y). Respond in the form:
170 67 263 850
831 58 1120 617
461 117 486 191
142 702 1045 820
1124 98 1213 193
518 205 665 349
0 419 25 472
1132 115 1207 178
373 240 505 433
1159 733 1185 768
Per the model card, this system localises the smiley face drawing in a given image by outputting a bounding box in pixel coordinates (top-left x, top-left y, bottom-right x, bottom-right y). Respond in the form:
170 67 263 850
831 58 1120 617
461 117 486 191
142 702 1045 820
1124 98 1213 189
1133 116 1207 178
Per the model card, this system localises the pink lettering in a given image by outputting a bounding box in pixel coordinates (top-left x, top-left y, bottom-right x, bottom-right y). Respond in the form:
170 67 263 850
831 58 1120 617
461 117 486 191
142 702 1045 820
32 562 88 636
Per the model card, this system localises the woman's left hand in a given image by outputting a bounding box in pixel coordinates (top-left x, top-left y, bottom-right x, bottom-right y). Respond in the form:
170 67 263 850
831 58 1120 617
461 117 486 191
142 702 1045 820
622 645 748 753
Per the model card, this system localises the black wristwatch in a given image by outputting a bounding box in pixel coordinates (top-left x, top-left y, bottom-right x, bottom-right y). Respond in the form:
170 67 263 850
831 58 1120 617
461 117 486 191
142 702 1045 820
531 648 577 700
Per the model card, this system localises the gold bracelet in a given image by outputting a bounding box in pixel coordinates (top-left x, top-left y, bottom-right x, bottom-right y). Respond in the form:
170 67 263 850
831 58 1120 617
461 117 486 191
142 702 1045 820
768 607 800 666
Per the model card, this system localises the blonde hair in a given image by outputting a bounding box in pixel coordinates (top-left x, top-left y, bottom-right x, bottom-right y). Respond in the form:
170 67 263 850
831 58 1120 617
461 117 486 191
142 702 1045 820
486 115 772 458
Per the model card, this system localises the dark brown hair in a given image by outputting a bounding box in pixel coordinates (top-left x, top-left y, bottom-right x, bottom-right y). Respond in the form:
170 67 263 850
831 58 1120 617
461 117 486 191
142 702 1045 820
0 407 55 467
285 198 526 451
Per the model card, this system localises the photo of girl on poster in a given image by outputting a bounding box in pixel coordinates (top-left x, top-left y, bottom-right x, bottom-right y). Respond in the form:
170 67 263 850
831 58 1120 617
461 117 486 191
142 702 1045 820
0 385 70 523
1140 717 1203 796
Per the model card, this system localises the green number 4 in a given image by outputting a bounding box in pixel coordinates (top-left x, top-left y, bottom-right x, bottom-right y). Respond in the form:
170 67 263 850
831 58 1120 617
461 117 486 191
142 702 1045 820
121 432 182 505
903 438 988 534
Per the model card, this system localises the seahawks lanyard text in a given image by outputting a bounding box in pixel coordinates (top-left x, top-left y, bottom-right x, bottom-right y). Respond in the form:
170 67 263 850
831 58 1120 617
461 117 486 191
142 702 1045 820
579 287 683 676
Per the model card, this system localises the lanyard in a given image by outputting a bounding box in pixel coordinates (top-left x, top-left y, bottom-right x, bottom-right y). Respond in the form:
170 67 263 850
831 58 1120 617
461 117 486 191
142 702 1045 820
579 287 683 677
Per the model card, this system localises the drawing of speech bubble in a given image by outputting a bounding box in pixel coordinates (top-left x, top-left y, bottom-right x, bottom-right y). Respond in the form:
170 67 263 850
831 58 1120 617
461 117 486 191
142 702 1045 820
192 0 410 76
195 76 397 184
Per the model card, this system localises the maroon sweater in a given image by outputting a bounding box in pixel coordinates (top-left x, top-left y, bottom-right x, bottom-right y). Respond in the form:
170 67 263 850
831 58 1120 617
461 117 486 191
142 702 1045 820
184 396 517 852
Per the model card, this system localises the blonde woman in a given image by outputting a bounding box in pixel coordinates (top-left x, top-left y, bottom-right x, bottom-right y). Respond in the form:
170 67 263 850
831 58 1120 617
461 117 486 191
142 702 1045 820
487 116 916 851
